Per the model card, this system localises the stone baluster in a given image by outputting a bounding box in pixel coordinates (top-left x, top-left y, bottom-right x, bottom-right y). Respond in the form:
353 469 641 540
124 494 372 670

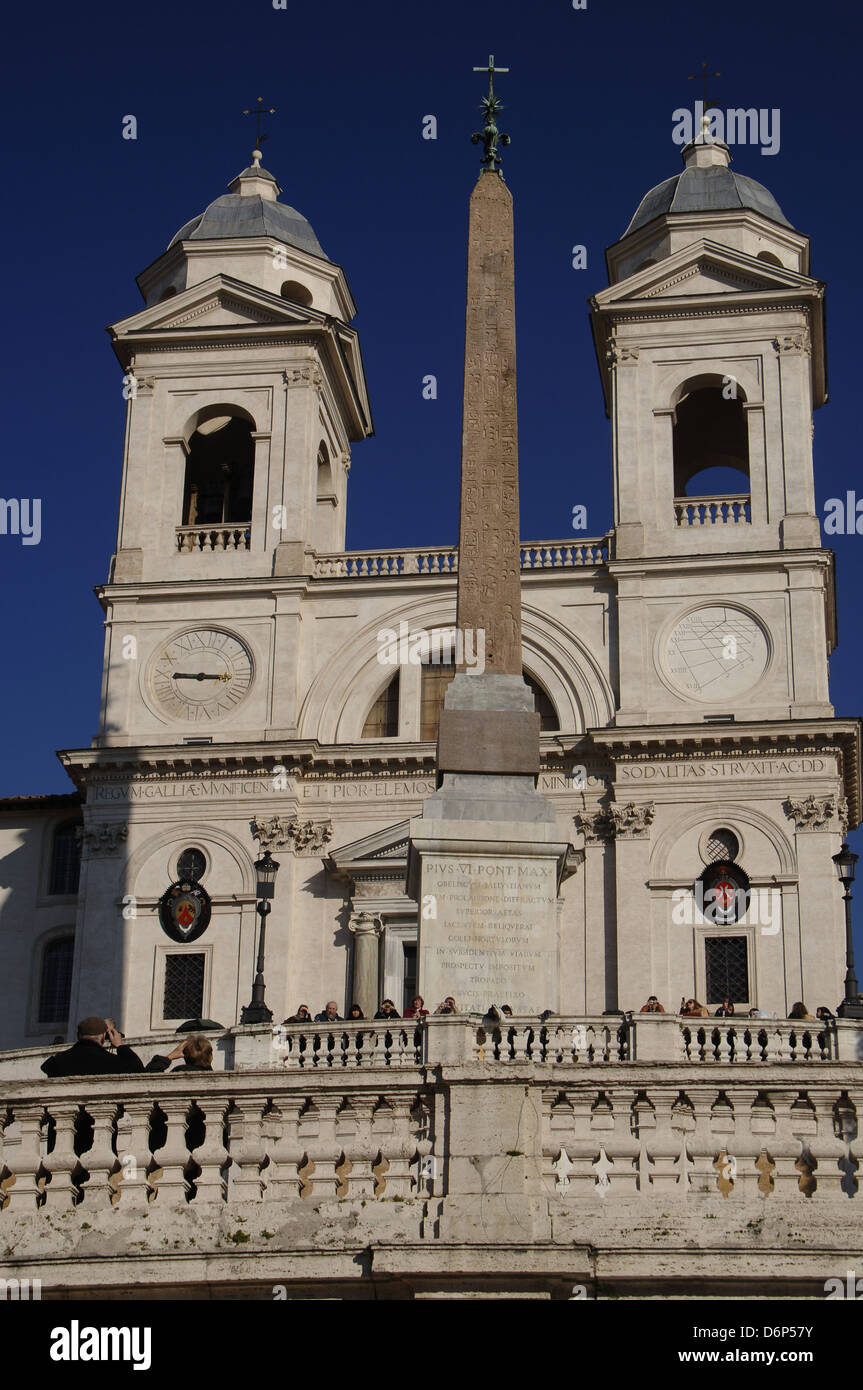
298 1096 341 1199
670 1097 696 1192
189 1099 228 1204
151 1101 191 1205
261 1096 304 1202
41 1102 81 1210
83 1100 121 1207
376 1093 418 1198
809 1091 850 1197
687 1087 721 1193
2 1105 45 1212
733 1088 771 1198
769 1089 808 1196
567 1093 603 1195
643 1092 684 1196
226 1098 268 1201
114 1102 153 1210
606 1089 640 1194
336 1098 377 1199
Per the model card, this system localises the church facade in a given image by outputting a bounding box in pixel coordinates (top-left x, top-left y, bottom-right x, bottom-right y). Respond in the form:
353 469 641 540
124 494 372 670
0 130 858 1051
2 112 863 1301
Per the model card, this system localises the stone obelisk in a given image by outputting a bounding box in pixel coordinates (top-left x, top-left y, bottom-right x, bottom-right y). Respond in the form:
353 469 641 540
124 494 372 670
408 59 571 1016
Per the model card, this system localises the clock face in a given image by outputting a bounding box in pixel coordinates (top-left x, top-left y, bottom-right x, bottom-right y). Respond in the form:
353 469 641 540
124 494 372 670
148 628 253 722
663 606 769 703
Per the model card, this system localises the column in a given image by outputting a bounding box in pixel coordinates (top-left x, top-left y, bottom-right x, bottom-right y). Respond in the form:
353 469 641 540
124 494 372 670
349 911 382 1018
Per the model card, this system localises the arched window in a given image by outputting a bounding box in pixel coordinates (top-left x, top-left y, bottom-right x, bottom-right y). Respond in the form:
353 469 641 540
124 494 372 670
38 936 74 1023
49 822 81 896
524 673 559 731
280 280 313 308
673 381 749 498
182 415 254 526
756 250 783 268
362 673 400 738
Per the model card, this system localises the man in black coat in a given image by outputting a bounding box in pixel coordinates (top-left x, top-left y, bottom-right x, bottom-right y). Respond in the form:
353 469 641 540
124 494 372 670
41 1017 146 1076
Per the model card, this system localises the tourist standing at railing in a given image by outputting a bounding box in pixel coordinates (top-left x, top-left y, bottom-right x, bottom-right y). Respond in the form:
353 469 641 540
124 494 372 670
284 1004 312 1024
374 999 400 1019
41 1017 146 1076
714 997 735 1018
314 1002 343 1022
789 1001 816 1021
680 998 708 1018
404 996 429 1019
639 996 666 1013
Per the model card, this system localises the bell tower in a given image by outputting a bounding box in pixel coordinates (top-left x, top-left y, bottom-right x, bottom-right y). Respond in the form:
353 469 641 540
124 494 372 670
590 132 834 726
96 148 372 745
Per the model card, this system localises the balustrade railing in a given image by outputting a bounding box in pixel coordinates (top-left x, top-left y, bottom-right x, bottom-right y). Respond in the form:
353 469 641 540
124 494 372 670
0 1075 432 1212
682 1020 836 1063
674 495 751 527
476 1017 629 1063
176 524 251 553
272 1020 421 1068
312 537 610 578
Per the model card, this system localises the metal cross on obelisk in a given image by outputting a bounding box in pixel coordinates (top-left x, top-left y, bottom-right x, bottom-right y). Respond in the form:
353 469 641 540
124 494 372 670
471 55 511 173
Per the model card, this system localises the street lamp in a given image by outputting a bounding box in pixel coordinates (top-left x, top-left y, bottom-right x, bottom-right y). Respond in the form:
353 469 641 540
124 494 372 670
240 850 280 1024
832 842 863 1019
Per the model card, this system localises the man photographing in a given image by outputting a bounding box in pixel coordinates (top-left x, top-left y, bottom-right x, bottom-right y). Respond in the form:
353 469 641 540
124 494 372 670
41 1016 146 1076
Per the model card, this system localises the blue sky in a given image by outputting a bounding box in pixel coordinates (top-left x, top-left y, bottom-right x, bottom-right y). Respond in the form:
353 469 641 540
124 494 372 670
2 0 861 877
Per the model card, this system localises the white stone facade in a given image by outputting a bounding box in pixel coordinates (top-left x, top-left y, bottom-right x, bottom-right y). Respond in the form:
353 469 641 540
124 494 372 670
0 140 858 1054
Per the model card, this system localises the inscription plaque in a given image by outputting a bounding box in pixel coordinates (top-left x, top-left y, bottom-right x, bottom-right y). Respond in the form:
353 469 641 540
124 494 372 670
418 854 559 1014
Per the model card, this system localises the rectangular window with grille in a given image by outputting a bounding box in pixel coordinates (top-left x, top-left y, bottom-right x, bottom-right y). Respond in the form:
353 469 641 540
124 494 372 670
705 935 749 1004
163 953 205 1021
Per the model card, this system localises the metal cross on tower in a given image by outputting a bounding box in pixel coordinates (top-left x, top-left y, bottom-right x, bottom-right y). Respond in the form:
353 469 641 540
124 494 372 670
687 60 721 113
242 96 276 149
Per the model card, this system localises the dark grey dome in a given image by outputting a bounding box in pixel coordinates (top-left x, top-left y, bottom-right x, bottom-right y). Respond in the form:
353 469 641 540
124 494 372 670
624 162 792 237
169 165 329 260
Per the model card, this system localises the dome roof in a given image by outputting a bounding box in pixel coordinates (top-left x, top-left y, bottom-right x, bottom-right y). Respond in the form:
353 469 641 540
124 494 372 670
623 139 792 237
169 155 329 261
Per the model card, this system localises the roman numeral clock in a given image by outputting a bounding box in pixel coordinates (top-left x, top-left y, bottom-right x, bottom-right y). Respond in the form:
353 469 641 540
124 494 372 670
146 628 254 723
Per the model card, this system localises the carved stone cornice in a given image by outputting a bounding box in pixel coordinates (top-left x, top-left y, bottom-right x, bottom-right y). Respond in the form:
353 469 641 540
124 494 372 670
575 801 655 842
574 810 615 844
606 342 639 366
347 911 382 936
251 816 333 854
77 822 128 856
610 801 655 839
785 795 848 833
773 330 810 356
283 364 323 389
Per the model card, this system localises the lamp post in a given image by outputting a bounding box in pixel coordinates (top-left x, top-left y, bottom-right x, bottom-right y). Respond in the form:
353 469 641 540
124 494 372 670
240 850 280 1024
832 842 863 1019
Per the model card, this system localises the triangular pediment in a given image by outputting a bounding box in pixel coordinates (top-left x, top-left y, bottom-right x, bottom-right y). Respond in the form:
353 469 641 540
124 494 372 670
109 274 317 338
325 820 411 869
595 239 815 308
